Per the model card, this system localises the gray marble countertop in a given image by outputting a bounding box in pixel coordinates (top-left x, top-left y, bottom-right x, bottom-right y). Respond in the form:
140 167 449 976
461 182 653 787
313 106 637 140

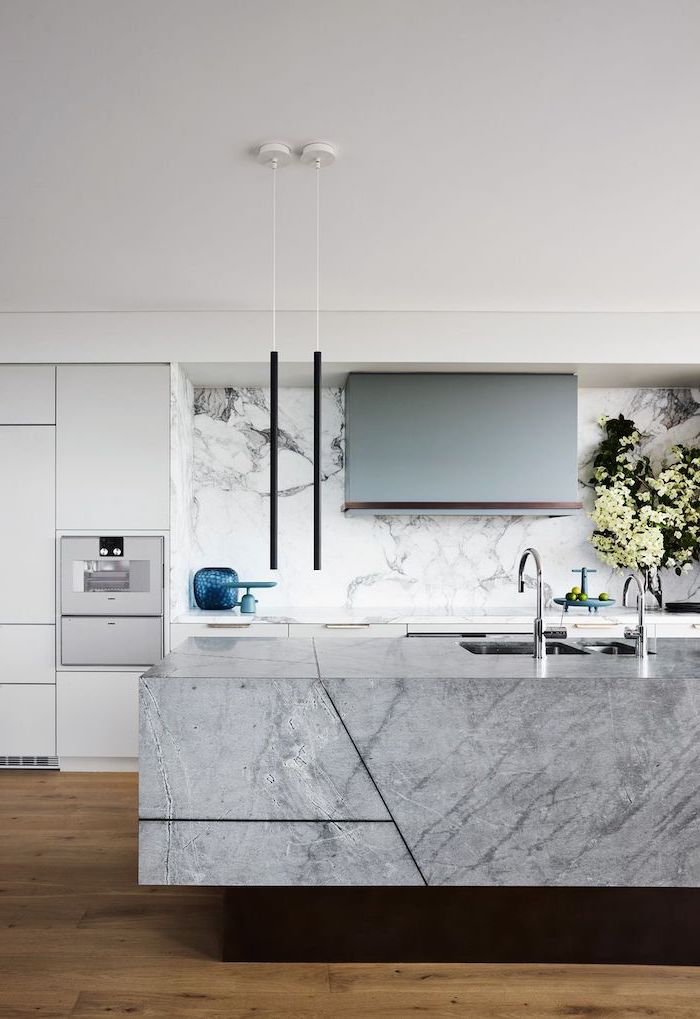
139 636 700 888
147 634 700 681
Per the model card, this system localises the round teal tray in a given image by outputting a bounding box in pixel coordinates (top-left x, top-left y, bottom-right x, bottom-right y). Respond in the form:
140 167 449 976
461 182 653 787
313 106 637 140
554 597 616 614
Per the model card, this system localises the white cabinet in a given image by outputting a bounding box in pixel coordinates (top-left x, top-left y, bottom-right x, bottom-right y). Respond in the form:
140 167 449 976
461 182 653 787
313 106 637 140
0 625 55 683
56 364 170 530
0 685 55 755
653 620 700 638
0 426 55 623
0 366 55 423
170 622 289 648
57 672 139 759
563 620 626 639
289 623 408 638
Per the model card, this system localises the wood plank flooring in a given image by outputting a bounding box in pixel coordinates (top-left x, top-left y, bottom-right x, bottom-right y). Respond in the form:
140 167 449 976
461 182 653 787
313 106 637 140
1 772 699 1017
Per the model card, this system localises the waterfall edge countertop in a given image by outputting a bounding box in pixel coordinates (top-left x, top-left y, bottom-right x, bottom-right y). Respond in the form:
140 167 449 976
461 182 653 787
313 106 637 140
139 637 700 888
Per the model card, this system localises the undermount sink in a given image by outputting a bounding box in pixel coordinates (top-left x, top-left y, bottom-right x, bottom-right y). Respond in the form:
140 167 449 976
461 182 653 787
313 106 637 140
459 639 642 657
583 642 636 656
460 641 587 656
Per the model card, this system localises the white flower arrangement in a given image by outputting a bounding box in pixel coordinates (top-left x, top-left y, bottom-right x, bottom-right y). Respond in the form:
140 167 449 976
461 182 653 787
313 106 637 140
590 415 700 576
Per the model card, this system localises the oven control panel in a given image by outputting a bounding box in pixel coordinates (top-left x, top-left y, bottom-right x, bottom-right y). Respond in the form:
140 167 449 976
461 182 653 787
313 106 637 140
99 536 124 558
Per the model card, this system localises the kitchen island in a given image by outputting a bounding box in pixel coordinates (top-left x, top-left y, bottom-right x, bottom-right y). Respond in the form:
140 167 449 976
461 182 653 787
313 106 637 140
139 636 700 962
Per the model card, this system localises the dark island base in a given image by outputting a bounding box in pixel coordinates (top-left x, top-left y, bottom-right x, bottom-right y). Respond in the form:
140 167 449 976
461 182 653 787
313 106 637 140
223 887 700 964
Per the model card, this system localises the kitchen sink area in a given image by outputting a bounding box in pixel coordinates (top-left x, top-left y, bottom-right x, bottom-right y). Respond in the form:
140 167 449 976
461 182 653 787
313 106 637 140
460 639 640 656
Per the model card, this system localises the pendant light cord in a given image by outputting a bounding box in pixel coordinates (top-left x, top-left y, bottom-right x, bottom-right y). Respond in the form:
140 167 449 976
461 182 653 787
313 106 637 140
269 155 279 570
313 158 322 569
272 158 278 352
315 158 320 352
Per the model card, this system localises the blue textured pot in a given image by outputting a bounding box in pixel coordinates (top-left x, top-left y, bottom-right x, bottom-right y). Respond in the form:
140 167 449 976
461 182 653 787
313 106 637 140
193 568 240 610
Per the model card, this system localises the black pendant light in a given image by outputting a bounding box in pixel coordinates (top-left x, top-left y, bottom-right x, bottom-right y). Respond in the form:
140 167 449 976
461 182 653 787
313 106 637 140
257 142 291 570
301 142 336 571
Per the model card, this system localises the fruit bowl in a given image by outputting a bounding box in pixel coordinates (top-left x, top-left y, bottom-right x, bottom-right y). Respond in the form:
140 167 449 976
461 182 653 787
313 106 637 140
553 596 616 614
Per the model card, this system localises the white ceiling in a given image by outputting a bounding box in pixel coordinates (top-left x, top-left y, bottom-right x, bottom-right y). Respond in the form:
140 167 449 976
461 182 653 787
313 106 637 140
1 0 699 314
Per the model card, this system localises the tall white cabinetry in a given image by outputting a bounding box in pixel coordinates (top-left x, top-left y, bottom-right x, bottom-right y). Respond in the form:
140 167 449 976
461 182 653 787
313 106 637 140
0 367 57 759
56 365 170 530
56 364 170 770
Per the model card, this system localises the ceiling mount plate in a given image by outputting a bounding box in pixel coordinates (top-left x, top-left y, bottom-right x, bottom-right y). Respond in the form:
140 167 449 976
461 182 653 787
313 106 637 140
300 141 337 167
256 141 292 167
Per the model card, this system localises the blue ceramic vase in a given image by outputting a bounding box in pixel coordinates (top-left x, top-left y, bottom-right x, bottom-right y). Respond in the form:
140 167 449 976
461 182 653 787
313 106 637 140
193 567 240 610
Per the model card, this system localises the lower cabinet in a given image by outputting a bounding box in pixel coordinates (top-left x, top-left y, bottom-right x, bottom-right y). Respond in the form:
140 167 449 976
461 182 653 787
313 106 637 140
170 622 289 648
289 624 408 638
654 622 700 638
562 621 626 639
0 685 55 755
57 672 139 760
0 625 55 683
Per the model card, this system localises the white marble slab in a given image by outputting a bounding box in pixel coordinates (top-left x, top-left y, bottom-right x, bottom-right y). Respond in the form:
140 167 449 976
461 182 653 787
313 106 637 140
175 605 700 626
172 385 700 612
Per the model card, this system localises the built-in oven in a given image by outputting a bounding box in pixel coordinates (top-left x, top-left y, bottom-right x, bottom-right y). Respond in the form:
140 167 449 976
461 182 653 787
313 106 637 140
60 535 164 667
60 536 163 616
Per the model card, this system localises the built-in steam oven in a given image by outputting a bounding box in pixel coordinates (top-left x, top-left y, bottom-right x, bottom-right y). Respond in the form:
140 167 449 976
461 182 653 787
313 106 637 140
60 536 164 666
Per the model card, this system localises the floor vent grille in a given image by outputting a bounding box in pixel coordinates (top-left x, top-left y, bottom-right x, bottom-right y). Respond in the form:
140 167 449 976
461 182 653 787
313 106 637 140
0 755 60 770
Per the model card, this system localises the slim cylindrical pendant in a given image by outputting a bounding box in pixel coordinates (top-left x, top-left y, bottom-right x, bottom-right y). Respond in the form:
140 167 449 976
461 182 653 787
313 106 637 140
270 350 278 570
313 350 322 570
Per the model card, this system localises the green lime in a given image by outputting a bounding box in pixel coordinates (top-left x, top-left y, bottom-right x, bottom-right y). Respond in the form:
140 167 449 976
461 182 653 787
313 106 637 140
578 593 588 601
566 592 576 601
598 592 609 601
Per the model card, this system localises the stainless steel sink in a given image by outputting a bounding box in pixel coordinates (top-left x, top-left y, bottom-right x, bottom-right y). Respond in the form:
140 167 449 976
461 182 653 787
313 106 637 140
460 641 587 656
583 642 636 656
459 638 642 657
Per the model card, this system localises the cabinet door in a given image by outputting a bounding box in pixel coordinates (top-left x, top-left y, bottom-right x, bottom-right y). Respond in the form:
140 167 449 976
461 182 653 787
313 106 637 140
0 685 55 755
0 427 55 623
170 623 288 649
56 365 170 530
0 625 55 683
565 621 625 639
0 366 55 423
654 622 700 638
289 624 408 638
57 672 138 758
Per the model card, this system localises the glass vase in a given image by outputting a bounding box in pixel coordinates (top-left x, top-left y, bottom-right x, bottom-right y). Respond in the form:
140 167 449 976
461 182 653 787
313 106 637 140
193 567 240 610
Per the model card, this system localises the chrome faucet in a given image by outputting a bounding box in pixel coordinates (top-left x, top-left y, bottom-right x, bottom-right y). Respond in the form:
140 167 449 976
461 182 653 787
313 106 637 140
622 574 648 658
517 547 566 659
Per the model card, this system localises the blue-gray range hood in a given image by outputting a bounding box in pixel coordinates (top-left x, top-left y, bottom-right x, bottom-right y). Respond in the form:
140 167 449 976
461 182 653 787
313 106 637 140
343 373 582 516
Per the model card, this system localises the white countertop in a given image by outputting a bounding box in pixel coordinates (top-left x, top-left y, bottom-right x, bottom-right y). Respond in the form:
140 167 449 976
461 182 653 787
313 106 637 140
173 605 700 626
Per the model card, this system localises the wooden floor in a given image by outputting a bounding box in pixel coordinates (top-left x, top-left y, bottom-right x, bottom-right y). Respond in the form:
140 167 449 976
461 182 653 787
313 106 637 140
1 775 700 1018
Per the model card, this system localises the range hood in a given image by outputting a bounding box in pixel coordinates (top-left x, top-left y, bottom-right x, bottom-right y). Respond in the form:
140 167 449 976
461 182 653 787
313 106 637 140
343 373 582 516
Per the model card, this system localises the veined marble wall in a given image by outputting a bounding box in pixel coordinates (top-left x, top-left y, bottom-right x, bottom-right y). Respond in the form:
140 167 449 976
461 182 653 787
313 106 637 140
171 379 700 611
170 364 195 617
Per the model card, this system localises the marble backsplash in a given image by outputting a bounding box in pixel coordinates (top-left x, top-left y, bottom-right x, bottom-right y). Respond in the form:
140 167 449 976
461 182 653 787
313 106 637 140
170 369 700 613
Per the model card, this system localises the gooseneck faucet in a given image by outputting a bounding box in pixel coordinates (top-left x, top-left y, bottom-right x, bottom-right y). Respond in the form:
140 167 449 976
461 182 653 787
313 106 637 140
622 574 648 659
517 547 565 659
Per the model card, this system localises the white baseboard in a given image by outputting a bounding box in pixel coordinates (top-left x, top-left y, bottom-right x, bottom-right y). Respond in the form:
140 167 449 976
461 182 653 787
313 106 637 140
59 756 138 772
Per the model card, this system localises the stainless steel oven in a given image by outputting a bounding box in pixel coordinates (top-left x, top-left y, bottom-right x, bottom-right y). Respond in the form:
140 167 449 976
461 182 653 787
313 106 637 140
61 536 163 616
60 535 163 666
